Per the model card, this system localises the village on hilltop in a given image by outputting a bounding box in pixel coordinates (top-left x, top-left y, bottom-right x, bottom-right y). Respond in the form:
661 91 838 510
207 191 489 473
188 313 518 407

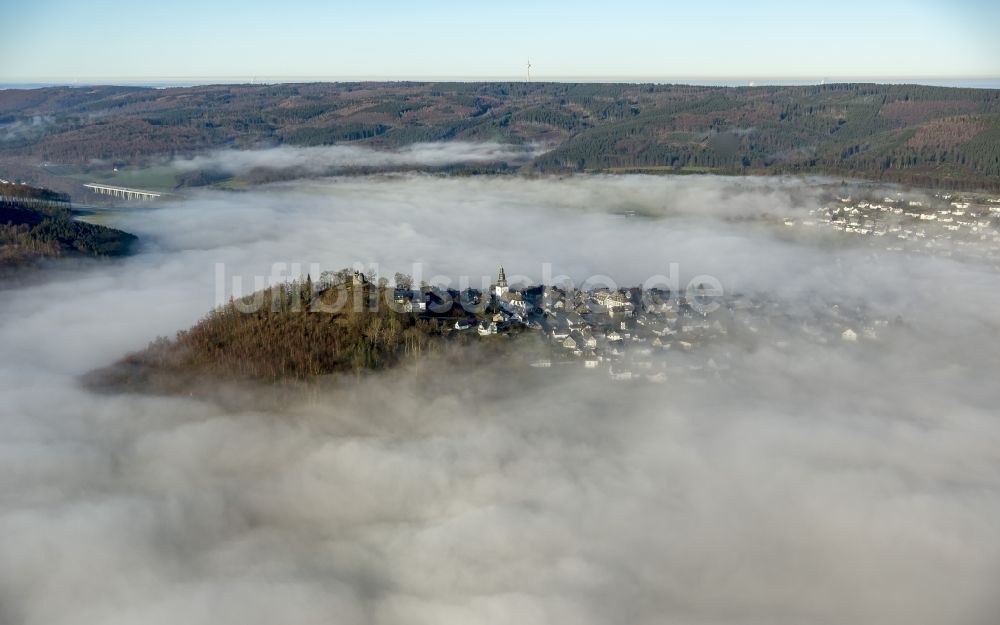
309 189 1000 384
362 265 892 383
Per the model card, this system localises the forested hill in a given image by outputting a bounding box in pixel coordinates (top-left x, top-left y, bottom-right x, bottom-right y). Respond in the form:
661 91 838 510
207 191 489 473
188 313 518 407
0 182 136 268
85 280 493 392
2 82 999 190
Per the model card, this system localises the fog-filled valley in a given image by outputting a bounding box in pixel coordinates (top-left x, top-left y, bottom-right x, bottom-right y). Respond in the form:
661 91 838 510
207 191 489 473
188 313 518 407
2 172 999 625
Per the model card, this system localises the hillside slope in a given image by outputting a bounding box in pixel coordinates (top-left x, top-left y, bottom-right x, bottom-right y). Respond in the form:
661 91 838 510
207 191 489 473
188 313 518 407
86 280 490 391
0 182 137 268
2 82 999 190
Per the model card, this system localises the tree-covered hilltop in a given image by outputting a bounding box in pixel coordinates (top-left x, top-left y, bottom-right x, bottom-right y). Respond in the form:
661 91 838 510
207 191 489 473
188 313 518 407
0 182 137 267
3 82 1000 191
87 277 519 391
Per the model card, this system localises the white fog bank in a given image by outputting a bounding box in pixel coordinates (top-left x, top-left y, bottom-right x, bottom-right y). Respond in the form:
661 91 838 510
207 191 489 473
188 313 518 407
1 174 999 625
172 141 547 176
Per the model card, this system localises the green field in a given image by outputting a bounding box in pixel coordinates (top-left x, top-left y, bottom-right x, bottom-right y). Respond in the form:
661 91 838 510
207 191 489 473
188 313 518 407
68 165 179 192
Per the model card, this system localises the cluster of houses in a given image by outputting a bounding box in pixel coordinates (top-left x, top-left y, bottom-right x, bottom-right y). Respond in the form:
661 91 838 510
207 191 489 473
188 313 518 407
780 192 1000 267
391 266 889 383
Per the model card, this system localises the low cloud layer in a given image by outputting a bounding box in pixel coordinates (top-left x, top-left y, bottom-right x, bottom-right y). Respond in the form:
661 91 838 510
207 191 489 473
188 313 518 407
172 142 546 176
1 174 999 625
0 114 54 142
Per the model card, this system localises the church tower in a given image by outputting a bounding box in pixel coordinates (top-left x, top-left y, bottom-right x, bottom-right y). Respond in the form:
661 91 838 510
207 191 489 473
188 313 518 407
494 266 509 298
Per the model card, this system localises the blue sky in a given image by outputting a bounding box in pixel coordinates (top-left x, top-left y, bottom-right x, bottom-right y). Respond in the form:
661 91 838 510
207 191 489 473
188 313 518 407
1 0 998 81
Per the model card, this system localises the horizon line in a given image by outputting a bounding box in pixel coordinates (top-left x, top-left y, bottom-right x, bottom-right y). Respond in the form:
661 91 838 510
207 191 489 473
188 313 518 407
3 74 1000 82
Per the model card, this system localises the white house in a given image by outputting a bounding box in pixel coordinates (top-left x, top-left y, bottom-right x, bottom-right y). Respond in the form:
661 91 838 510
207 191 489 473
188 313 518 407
501 290 527 312
404 298 427 313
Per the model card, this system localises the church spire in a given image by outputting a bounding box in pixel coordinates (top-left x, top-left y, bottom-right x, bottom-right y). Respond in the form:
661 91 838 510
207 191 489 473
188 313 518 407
494 266 509 298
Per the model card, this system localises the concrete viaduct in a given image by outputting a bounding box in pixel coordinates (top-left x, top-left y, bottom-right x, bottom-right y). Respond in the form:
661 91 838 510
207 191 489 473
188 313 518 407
84 183 162 201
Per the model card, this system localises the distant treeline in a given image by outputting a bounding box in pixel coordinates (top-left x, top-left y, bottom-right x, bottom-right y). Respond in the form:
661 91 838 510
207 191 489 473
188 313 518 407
0 180 70 203
3 82 1000 189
